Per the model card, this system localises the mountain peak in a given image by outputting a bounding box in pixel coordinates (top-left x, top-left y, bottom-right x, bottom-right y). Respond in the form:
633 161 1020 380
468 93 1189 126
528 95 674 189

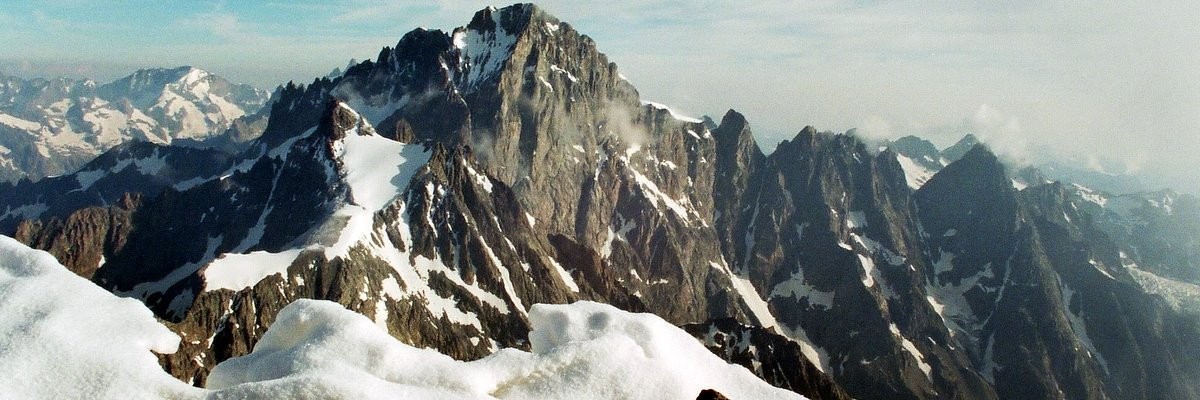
718 109 748 129
0 66 270 182
940 133 981 163
467 3 535 31
919 143 1011 200
887 136 939 160
450 3 557 92
123 66 205 87
960 143 997 164
713 110 759 157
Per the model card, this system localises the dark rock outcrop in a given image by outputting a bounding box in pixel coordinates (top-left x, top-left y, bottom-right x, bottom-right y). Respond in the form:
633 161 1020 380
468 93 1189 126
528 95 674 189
12 193 140 279
686 318 851 400
696 389 730 400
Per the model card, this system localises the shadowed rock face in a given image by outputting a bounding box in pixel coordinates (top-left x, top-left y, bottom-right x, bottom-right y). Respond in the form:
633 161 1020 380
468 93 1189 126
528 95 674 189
0 141 235 233
6 4 1200 399
12 193 141 279
685 318 852 400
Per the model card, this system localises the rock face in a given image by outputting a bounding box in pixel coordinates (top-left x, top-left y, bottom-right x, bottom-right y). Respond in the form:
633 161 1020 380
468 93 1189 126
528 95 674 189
5 4 1200 399
11 193 140 279
0 141 235 233
0 67 270 182
685 318 851 400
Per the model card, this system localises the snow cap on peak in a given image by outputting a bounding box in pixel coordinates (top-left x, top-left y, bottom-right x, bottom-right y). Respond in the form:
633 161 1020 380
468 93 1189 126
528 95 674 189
179 66 209 85
452 4 550 91
128 66 205 84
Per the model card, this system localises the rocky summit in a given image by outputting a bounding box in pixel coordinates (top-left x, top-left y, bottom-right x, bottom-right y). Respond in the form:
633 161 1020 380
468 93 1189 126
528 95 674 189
3 4 1199 399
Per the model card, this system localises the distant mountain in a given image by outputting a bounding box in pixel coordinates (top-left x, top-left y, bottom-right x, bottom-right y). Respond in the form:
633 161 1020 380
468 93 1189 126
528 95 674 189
1032 156 1150 195
0 67 270 182
888 133 1200 288
0 140 236 234
324 58 359 80
885 133 1165 196
3 4 1199 400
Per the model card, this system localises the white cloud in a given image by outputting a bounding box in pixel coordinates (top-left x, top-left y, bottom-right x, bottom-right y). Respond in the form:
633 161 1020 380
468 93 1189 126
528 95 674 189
856 116 894 142
330 4 411 24
965 104 1029 165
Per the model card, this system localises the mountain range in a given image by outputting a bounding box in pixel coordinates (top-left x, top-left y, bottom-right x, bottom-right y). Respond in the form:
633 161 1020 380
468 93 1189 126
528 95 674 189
0 66 271 182
1 4 1198 399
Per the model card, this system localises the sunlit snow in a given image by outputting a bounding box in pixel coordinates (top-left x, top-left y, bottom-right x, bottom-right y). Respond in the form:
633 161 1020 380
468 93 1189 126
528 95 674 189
336 104 432 211
209 299 804 399
641 100 703 123
0 112 44 131
203 249 304 292
0 236 201 398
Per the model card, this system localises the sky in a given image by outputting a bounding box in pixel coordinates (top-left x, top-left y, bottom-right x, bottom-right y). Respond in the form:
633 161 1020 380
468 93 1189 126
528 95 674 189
1 1 1197 194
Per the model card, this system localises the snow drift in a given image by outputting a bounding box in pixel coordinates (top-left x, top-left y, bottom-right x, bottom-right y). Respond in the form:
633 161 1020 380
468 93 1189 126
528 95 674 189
0 235 802 399
209 299 802 399
0 235 201 399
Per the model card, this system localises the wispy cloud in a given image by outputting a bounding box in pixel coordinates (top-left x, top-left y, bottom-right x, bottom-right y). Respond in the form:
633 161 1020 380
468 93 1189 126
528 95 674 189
31 10 70 30
180 11 256 42
330 3 410 24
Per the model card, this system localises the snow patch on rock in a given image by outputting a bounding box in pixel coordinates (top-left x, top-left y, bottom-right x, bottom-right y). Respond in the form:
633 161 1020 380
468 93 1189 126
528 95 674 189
770 267 835 310
641 100 703 123
895 154 937 190
203 249 304 292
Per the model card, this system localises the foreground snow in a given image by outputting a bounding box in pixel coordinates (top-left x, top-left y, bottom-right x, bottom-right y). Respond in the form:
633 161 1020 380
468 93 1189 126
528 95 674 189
0 236 200 399
0 235 802 399
211 300 801 399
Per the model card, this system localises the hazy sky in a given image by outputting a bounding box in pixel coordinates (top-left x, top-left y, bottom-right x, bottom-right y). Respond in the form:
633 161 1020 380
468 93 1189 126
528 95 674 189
1 1 1197 193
